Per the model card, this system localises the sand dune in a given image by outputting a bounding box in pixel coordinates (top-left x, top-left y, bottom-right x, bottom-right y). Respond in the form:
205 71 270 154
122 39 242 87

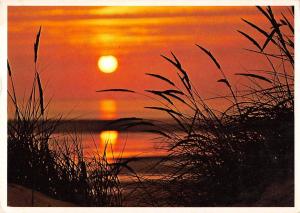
7 184 76 207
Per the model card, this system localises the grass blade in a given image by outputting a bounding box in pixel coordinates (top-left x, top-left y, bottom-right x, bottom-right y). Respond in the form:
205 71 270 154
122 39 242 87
281 13 294 33
145 73 175 86
217 79 231 88
241 18 268 37
171 52 181 69
167 111 187 132
196 44 221 69
169 139 193 151
145 106 182 116
262 29 276 50
287 38 294 48
256 6 272 22
7 60 12 76
96 88 135 93
164 90 184 95
238 30 262 51
188 109 199 137
36 72 44 115
145 90 173 105
241 18 277 50
161 54 179 69
161 51 182 70
165 92 188 105
34 26 42 63
235 73 273 84
161 53 191 90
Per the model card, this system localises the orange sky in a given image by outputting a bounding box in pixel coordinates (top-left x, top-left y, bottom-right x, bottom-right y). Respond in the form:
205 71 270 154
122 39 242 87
8 6 292 119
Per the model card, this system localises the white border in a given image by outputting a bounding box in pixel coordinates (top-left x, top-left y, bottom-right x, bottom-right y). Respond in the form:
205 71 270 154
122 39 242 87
0 1 299 213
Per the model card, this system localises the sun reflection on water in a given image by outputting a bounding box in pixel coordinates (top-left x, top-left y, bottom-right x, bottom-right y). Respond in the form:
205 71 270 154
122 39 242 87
100 130 118 145
99 130 119 160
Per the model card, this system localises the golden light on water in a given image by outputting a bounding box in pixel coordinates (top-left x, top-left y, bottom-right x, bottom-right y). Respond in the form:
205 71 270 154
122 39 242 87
99 99 116 119
98 55 118 73
100 130 118 145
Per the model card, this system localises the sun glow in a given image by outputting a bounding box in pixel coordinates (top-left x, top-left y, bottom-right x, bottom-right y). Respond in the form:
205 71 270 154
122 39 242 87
99 99 116 119
98 55 118 73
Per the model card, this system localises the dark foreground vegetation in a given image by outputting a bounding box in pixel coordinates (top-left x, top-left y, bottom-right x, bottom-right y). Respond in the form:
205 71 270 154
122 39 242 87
98 6 294 206
7 27 137 207
8 6 294 206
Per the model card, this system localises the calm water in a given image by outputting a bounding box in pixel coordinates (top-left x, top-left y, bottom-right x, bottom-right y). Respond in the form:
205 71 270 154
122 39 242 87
56 131 168 158
53 130 170 182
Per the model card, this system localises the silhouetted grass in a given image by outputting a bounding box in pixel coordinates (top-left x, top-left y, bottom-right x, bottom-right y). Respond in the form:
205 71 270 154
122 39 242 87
7 27 136 206
98 6 294 206
8 6 294 207
158 6 293 206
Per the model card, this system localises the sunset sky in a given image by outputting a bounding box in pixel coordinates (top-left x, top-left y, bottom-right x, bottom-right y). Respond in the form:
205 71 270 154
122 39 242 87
8 6 291 120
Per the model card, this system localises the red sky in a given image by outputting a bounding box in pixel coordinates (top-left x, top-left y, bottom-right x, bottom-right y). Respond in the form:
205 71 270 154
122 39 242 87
8 6 292 119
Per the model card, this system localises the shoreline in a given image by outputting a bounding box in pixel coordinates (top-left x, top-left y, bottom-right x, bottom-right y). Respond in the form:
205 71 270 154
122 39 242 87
7 119 183 133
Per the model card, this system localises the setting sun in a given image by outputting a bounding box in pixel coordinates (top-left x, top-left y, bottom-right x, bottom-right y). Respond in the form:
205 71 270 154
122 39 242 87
98 55 118 73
